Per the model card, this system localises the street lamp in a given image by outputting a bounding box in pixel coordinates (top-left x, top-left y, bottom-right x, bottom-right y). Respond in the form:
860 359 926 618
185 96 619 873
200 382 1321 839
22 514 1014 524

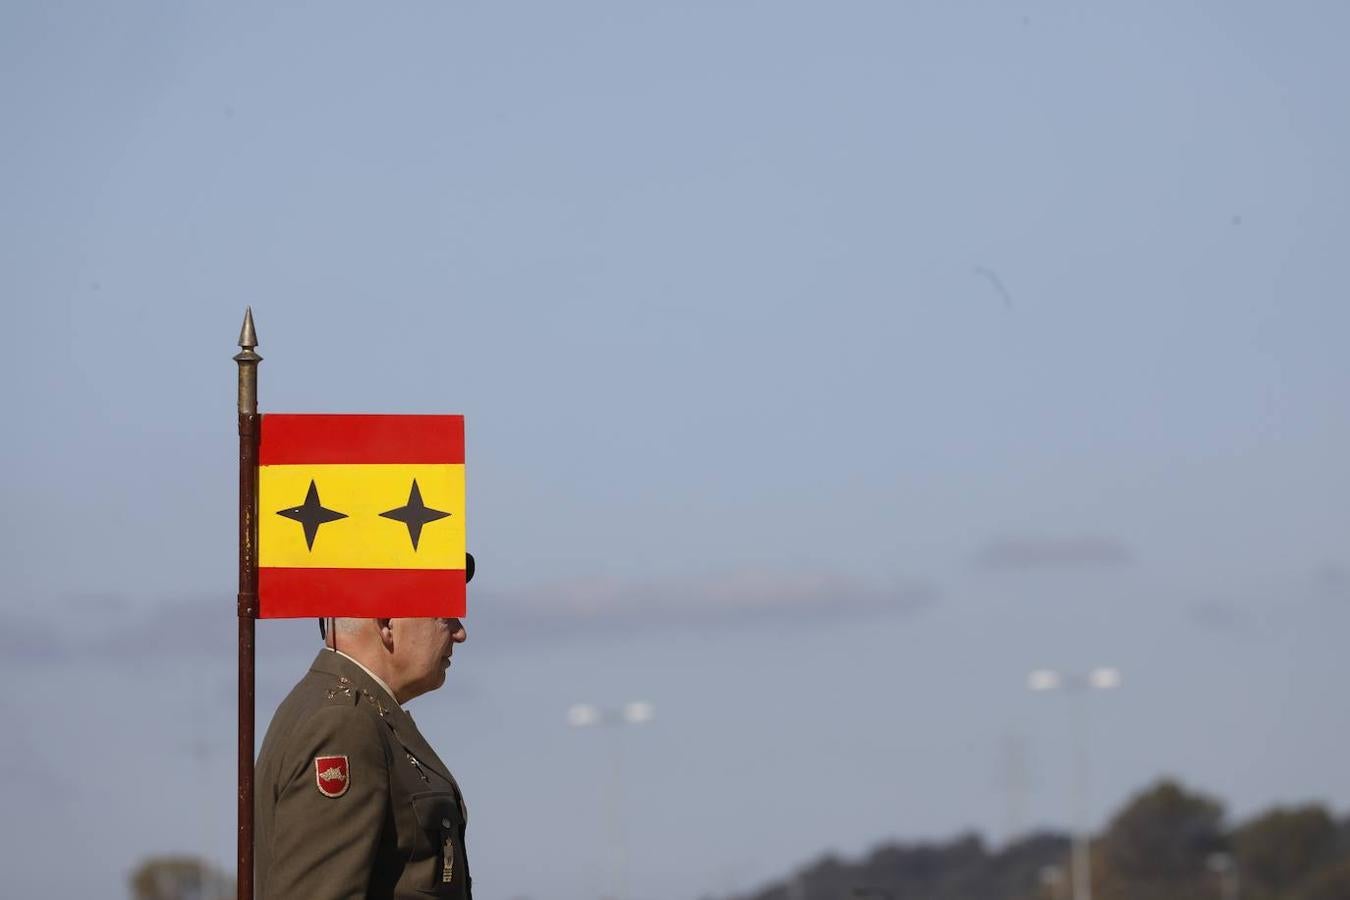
566 703 602 728
568 702 656 728
1028 668 1122 900
567 701 655 900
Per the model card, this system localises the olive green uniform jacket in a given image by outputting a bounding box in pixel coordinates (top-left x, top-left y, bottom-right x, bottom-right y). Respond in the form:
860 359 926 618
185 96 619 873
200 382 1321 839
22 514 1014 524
255 650 472 899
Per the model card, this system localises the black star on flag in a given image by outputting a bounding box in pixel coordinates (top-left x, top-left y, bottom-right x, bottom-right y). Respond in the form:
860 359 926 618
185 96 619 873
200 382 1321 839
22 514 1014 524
275 479 348 551
380 479 451 551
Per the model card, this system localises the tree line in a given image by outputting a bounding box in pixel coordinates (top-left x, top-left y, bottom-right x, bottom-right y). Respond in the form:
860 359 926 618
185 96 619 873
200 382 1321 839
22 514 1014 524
723 780 1350 900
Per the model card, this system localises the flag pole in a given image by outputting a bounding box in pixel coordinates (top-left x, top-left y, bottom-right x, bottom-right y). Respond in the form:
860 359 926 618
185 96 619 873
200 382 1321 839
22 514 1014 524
234 308 261 900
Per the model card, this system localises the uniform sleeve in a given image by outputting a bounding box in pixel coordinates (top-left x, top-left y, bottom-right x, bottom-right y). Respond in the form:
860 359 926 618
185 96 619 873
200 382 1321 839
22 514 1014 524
261 705 390 900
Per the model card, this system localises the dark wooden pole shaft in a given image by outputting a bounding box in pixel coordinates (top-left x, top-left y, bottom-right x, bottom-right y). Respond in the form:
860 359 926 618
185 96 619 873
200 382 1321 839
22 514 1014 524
235 309 260 900
237 410 258 900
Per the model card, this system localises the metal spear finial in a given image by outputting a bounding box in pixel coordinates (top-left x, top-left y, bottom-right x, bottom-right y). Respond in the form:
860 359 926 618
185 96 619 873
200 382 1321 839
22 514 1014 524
234 307 261 415
237 306 259 352
234 307 262 364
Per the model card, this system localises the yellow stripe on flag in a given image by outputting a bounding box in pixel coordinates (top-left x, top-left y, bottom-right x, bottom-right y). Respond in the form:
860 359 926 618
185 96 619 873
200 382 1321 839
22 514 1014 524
259 464 465 569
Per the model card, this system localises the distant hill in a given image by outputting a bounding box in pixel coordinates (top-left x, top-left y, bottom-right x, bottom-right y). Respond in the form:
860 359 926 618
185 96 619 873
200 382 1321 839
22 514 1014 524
722 780 1350 900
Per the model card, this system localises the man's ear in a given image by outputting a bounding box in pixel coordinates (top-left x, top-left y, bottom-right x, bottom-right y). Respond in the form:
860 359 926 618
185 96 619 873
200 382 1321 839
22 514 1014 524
376 618 395 650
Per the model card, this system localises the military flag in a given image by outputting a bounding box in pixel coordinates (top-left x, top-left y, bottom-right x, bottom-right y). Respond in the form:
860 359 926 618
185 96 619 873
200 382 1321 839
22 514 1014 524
257 413 467 617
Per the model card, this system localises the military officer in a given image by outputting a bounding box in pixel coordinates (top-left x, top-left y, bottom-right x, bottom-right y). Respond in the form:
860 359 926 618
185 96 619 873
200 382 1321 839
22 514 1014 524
255 610 472 899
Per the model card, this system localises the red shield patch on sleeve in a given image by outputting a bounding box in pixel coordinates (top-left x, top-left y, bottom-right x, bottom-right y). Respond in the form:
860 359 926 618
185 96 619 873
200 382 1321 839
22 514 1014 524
314 755 350 798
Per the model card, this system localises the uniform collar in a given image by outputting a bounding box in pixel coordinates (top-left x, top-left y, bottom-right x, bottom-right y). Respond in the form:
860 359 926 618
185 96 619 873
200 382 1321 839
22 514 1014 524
328 648 400 707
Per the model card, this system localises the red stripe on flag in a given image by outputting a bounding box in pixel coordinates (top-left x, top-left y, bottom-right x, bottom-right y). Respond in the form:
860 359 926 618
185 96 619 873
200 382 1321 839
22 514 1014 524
259 414 464 465
258 567 466 618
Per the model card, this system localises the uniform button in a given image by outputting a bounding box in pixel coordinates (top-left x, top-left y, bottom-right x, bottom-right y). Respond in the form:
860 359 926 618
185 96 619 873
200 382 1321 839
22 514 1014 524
442 818 451 828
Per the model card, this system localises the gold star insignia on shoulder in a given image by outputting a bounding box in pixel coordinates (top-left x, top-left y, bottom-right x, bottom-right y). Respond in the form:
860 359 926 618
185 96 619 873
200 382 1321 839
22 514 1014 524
361 690 390 717
326 676 356 701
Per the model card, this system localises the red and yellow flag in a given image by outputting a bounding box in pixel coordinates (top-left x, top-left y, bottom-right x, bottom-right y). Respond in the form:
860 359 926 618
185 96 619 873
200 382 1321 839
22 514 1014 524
257 414 466 618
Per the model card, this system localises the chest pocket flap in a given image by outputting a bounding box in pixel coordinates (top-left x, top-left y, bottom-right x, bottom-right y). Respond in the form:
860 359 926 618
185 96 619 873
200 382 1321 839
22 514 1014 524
410 791 464 895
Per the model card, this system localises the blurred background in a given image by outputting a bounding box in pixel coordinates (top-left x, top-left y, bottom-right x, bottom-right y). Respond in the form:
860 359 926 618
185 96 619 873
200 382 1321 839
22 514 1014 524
3 2 1349 898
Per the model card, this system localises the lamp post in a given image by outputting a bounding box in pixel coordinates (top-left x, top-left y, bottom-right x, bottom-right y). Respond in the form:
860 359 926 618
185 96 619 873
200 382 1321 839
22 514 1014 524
567 702 655 900
1207 852 1240 900
1028 667 1122 900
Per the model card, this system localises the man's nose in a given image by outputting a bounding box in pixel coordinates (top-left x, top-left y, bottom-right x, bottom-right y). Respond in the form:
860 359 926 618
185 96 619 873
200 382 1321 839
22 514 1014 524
449 618 467 643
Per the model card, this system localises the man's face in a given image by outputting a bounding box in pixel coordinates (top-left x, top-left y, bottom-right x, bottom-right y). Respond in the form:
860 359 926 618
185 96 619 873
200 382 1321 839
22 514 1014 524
391 617 466 702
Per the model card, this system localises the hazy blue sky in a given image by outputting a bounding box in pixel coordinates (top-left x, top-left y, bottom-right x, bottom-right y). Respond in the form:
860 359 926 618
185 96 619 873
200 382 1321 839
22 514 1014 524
3 2 1349 898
